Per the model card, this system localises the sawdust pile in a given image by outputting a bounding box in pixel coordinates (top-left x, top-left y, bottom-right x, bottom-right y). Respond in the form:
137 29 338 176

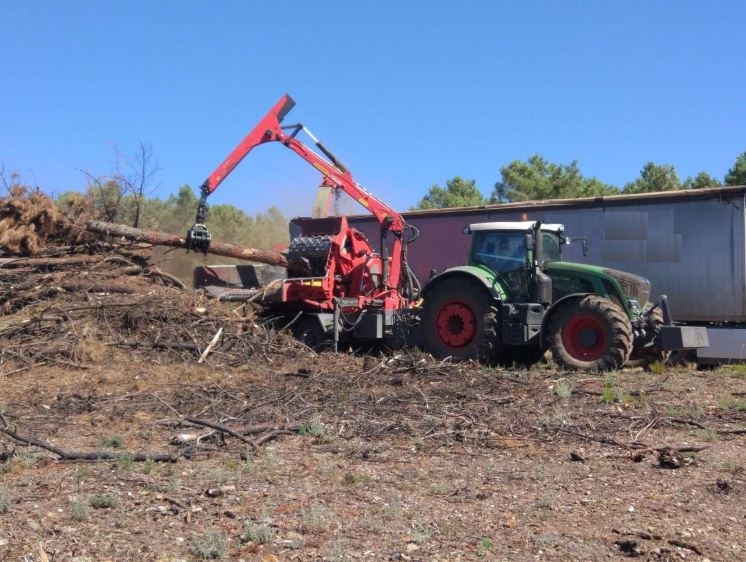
0 189 305 372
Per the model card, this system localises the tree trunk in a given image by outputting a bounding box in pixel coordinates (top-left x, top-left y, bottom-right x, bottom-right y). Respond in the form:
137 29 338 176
84 220 290 268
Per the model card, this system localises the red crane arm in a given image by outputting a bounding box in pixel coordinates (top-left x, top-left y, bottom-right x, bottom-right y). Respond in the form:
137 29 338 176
195 94 406 235
186 94 420 300
200 95 296 195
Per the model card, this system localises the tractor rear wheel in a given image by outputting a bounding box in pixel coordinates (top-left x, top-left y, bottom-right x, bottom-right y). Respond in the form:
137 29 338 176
422 277 503 364
548 295 632 371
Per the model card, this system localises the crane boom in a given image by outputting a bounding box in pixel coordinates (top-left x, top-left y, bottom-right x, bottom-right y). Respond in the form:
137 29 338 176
186 94 418 301
187 94 407 247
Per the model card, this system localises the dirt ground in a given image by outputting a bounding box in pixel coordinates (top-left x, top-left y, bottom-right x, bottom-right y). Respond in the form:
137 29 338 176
0 349 744 562
0 190 744 561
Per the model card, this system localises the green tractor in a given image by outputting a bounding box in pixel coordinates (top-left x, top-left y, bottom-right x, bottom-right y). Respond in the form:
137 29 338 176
420 221 667 371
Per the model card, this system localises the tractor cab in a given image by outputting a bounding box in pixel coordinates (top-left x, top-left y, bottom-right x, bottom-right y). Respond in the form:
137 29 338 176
466 221 565 301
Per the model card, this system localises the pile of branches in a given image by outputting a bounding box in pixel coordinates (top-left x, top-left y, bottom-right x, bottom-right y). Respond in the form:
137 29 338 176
0 186 92 255
0 188 305 372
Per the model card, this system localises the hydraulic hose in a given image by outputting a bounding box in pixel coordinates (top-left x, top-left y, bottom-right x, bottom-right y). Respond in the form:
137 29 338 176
400 223 421 301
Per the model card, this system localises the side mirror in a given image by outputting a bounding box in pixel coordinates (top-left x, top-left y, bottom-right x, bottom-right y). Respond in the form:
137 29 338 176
525 233 535 250
564 236 589 256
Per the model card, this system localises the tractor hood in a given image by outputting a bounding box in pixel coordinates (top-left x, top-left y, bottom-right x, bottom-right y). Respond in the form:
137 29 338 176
545 262 651 305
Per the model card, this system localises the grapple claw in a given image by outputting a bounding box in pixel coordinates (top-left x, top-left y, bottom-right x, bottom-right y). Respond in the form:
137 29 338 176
186 223 212 253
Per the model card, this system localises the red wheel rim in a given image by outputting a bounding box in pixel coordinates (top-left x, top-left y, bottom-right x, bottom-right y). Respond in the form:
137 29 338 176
436 302 477 348
562 314 607 361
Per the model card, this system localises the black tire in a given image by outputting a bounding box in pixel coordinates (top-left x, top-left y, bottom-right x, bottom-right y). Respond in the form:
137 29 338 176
291 314 330 350
547 295 633 371
422 277 503 364
626 305 670 369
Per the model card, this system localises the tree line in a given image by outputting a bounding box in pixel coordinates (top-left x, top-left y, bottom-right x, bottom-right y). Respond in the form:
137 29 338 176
5 146 746 242
414 150 746 209
53 183 288 251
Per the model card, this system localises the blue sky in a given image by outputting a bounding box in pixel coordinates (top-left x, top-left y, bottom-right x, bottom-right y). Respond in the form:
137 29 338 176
2 1 744 219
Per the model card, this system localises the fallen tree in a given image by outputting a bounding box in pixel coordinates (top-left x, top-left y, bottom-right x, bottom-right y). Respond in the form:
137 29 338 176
85 220 290 268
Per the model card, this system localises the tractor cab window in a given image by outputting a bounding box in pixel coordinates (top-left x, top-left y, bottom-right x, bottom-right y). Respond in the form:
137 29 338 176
473 232 527 275
541 232 562 263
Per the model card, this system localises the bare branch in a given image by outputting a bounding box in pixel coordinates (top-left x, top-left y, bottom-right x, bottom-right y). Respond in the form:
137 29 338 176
0 166 21 194
0 425 176 463
184 416 259 450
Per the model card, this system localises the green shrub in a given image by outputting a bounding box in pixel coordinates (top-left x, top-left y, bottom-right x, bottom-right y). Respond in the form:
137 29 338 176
89 492 120 509
71 500 89 521
190 529 227 560
242 518 274 544
100 436 124 448
0 486 12 513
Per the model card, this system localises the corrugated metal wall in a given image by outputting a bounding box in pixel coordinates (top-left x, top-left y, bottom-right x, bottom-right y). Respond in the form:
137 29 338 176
346 187 746 323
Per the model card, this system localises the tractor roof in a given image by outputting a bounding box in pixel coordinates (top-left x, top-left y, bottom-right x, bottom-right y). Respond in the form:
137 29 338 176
466 221 564 233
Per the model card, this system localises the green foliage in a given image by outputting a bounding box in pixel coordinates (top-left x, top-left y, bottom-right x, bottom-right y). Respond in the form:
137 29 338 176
117 452 136 470
724 151 746 186
88 492 120 509
722 363 746 379
0 486 11 513
413 176 486 209
601 373 618 404
16 449 38 468
554 380 572 399
88 179 128 222
478 537 493 556
100 435 123 448
537 490 558 510
623 162 681 193
717 397 746 412
190 529 228 560
683 171 721 189
298 415 325 437
428 482 451 495
141 457 155 475
141 185 199 233
490 155 617 203
300 503 333 534
89 184 292 253
341 471 373 485
143 187 288 249
242 517 275 544
55 183 289 287
648 360 667 375
70 500 89 521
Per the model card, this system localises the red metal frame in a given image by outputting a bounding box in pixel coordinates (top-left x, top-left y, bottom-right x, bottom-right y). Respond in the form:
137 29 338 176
196 94 414 311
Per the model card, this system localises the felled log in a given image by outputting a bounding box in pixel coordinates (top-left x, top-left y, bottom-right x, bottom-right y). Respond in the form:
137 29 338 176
85 220 290 268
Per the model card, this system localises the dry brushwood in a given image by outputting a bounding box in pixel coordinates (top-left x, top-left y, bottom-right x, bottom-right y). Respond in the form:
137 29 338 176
0 186 92 255
0 188 311 370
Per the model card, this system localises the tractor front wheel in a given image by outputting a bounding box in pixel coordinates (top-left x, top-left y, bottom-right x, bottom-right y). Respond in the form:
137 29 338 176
422 278 503 364
548 295 632 371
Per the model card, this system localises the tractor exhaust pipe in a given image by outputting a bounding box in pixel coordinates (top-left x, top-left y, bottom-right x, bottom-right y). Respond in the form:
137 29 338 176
531 222 552 306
